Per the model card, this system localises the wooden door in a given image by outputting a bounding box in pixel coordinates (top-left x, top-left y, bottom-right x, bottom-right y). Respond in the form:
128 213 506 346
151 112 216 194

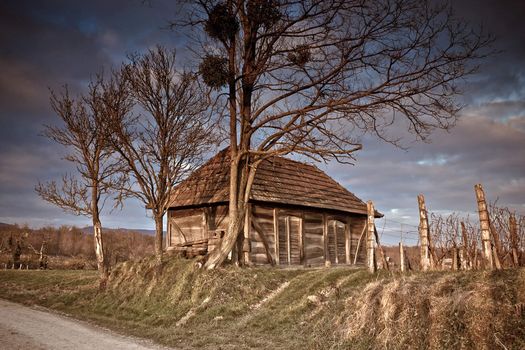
327 220 347 264
278 215 302 265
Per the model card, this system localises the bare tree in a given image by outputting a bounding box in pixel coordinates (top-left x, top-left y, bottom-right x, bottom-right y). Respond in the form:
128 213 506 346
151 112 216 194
105 46 217 263
172 0 492 268
36 80 125 284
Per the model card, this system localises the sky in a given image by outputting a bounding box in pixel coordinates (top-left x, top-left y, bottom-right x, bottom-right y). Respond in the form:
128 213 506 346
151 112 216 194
0 0 524 244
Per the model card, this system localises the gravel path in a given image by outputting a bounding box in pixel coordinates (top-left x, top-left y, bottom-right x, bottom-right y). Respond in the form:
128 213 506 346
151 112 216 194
0 299 173 350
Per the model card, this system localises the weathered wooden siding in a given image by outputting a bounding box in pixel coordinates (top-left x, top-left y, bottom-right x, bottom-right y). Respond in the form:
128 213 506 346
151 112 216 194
168 208 205 245
249 205 276 265
303 212 324 266
349 214 367 264
327 220 346 264
168 203 369 267
205 205 229 232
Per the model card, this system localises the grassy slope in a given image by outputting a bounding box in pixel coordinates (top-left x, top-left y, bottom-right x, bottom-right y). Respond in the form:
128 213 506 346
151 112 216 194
0 258 524 349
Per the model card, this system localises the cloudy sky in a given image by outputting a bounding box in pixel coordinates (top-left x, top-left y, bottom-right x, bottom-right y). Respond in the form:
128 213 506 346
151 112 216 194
0 0 524 244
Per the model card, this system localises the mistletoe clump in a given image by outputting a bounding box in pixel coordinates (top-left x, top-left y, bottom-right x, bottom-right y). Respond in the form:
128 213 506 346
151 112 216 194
199 54 229 89
205 2 239 42
288 45 311 67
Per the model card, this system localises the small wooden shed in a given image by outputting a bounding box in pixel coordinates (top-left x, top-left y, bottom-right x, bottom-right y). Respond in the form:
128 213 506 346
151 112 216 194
166 149 380 267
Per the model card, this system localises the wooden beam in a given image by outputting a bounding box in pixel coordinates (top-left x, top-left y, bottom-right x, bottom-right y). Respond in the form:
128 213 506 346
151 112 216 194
323 213 330 266
366 201 377 273
345 217 351 264
273 208 279 265
299 213 305 266
285 216 291 265
166 211 172 248
251 218 275 266
353 224 366 265
333 220 338 264
374 225 389 271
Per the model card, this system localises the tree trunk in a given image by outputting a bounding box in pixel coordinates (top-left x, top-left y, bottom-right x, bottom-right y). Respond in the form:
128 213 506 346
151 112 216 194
91 185 108 284
154 214 164 264
12 240 21 269
205 156 246 269
205 203 245 269
39 240 48 270
92 219 108 281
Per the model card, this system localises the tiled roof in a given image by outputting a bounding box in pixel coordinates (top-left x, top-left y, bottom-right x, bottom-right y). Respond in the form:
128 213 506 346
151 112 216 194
168 148 373 215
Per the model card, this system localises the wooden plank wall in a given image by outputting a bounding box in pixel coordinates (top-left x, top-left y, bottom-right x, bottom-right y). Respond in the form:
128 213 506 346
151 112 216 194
205 205 229 232
168 204 368 267
349 214 367 264
327 220 346 264
168 208 205 245
168 205 229 247
249 205 276 265
304 212 324 266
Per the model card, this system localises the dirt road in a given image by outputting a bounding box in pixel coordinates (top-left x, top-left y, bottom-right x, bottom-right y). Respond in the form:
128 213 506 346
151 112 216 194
0 299 173 350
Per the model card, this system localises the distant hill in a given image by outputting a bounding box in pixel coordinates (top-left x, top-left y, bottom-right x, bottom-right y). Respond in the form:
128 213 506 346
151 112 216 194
80 226 158 236
0 222 14 228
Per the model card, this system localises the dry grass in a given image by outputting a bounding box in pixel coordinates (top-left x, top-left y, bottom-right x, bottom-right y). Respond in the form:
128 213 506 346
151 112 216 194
0 257 524 349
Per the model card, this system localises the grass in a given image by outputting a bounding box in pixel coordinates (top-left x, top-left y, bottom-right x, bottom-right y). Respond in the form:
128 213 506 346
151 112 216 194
1 258 524 349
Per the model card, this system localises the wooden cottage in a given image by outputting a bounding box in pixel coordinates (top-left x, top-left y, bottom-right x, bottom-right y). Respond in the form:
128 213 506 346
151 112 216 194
166 149 380 267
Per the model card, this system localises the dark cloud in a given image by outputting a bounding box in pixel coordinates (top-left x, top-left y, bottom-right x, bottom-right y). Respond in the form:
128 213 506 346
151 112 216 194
453 0 525 104
0 0 178 229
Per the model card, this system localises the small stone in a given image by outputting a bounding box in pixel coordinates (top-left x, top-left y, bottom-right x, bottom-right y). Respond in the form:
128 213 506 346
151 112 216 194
307 295 321 304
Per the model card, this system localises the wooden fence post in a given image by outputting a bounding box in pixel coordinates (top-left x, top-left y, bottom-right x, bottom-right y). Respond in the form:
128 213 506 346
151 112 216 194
399 242 405 272
474 184 495 270
459 248 467 270
374 225 389 271
417 194 432 271
460 222 471 270
510 214 520 267
366 201 377 273
452 246 458 271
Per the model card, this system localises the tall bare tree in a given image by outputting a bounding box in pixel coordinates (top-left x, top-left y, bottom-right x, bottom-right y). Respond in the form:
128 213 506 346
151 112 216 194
105 46 217 263
172 0 492 268
36 79 125 283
